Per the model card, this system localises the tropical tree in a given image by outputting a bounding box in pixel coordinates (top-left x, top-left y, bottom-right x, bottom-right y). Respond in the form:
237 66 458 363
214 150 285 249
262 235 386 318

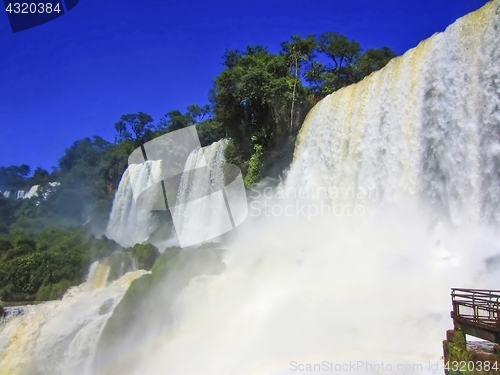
186 104 211 123
28 167 50 186
213 46 293 154
0 165 31 190
355 46 396 80
114 112 154 146
316 32 361 71
315 32 362 89
281 35 316 130
156 109 195 133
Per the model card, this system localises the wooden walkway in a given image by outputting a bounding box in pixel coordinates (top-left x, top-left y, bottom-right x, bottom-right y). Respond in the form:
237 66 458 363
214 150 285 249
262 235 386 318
451 288 500 343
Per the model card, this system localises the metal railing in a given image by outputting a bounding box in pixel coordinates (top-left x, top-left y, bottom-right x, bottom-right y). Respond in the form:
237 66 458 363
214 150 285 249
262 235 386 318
451 288 500 329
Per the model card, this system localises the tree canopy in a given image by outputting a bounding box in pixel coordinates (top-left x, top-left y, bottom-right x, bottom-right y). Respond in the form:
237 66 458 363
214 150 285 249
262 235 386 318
0 30 396 301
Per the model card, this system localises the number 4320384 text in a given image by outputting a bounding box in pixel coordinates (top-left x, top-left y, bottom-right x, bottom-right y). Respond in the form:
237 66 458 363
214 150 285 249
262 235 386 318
5 3 62 14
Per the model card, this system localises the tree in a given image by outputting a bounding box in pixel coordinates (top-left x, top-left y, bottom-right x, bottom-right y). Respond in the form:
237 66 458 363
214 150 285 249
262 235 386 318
114 112 154 146
281 35 316 130
98 141 134 194
196 119 225 147
0 196 15 233
157 109 194 133
49 136 115 230
213 45 293 155
212 44 320 185
316 32 361 72
0 165 31 190
186 104 211 123
310 33 395 93
28 167 50 186
304 61 330 96
355 46 396 80
315 32 362 90
58 136 110 179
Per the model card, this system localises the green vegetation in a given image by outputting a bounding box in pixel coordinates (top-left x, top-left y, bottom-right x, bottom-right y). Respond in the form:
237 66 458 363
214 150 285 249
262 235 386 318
132 243 160 271
0 230 90 301
443 329 500 375
244 136 265 186
0 137 134 234
0 31 394 231
0 229 159 301
0 31 395 302
212 33 395 184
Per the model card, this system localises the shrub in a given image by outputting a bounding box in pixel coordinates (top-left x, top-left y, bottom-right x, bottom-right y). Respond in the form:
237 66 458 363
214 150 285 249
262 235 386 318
0 229 92 301
132 243 160 270
36 279 71 301
9 228 36 249
244 142 264 187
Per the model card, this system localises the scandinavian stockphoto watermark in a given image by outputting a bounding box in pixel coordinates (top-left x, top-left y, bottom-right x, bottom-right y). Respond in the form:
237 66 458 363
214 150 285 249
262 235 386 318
249 185 379 220
127 126 248 248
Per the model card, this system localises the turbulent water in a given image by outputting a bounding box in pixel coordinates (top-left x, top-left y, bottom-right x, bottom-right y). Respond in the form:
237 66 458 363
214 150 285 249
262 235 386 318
130 3 500 374
0 262 147 375
105 161 164 247
2 2 500 374
287 0 500 225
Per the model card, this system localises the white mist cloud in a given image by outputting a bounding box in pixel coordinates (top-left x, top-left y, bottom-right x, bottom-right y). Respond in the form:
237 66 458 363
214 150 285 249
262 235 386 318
130 196 500 375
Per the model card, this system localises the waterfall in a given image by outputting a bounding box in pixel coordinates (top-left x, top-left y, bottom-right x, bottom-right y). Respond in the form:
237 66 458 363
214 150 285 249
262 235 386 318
116 3 500 374
85 262 111 290
105 139 229 248
0 183 58 201
287 0 500 225
23 185 40 199
105 161 164 247
2 3 500 374
171 138 229 247
0 263 147 375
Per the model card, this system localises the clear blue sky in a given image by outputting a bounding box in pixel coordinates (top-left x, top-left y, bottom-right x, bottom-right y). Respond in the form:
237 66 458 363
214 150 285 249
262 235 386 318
0 0 489 171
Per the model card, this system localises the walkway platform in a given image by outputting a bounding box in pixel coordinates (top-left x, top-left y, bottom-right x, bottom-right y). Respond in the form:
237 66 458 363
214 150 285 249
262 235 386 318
451 288 500 343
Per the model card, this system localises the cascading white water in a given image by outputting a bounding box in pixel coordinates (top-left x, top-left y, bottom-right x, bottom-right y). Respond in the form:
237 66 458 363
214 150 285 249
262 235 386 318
117 2 500 374
0 262 147 375
0 140 231 375
1 185 44 200
171 139 229 247
105 139 229 248
105 161 164 247
287 1 500 225
2 3 500 375
23 185 39 199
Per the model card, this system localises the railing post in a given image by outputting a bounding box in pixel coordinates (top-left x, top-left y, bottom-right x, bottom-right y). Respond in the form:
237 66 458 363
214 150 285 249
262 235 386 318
496 295 500 331
497 308 500 331
473 293 476 323
452 289 458 329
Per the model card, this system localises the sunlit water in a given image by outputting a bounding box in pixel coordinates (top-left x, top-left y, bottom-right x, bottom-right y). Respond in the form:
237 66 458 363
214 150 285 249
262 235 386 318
0 263 147 375
1 1 500 374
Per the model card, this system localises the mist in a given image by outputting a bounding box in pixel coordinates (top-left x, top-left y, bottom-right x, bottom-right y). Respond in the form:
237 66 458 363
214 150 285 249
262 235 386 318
114 195 500 375
1 1 499 373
